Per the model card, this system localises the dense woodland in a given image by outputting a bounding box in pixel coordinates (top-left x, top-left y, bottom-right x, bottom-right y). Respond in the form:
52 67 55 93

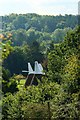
0 13 80 119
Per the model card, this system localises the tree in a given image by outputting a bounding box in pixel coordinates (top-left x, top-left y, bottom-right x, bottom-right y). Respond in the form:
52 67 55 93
1 34 18 94
11 29 27 46
12 15 27 29
47 44 64 83
47 26 80 119
51 28 72 43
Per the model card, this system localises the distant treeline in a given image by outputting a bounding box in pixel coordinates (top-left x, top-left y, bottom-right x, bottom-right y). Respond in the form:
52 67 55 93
1 14 78 46
2 13 78 32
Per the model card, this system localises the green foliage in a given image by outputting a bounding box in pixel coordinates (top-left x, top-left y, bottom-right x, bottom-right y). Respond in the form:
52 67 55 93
2 93 15 119
2 80 80 119
1 14 80 119
12 29 27 46
2 76 18 94
1 34 19 94
2 40 13 60
62 55 80 93
12 15 27 29
3 41 44 75
2 68 11 81
48 44 64 83
51 91 80 119
2 14 78 47
0 33 13 60
3 46 26 75
51 27 72 43
46 26 80 119
2 14 77 32
2 92 49 120
2 80 60 119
